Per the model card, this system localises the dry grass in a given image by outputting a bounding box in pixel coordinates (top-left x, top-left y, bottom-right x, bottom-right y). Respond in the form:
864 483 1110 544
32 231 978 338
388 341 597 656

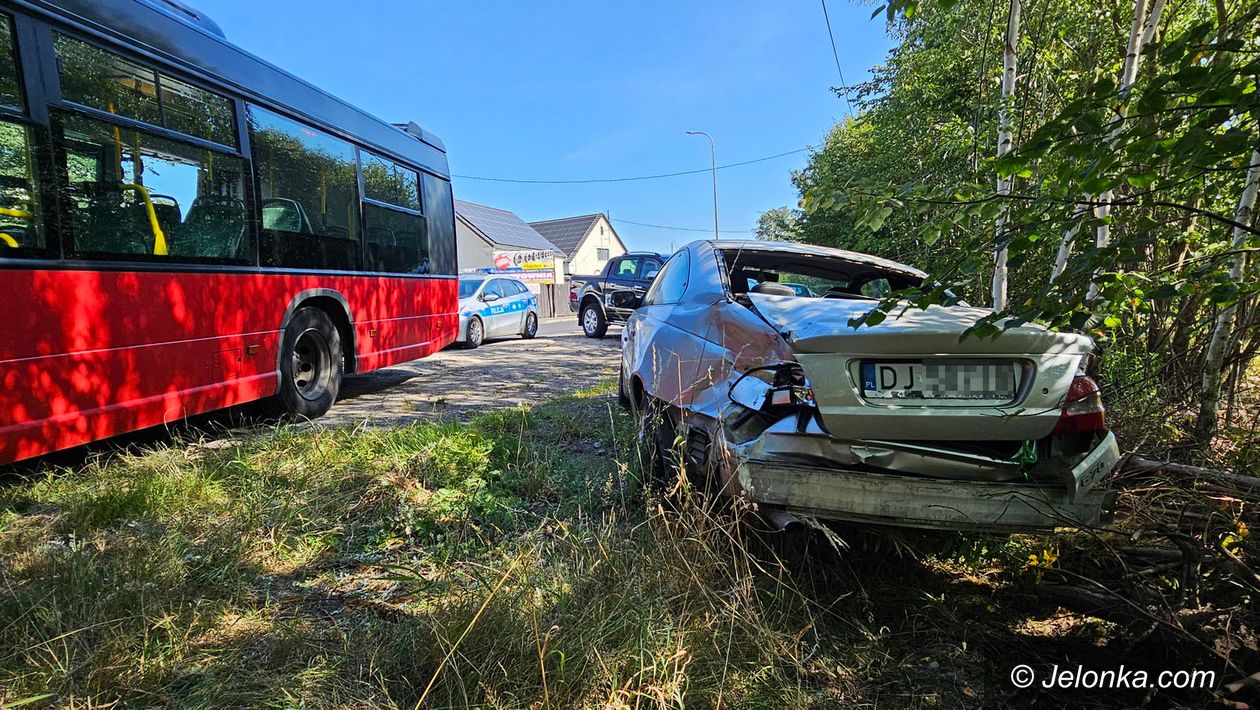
0 382 1255 708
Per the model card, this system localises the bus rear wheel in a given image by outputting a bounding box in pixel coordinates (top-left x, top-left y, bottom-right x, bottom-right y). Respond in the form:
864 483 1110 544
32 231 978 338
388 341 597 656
276 307 343 419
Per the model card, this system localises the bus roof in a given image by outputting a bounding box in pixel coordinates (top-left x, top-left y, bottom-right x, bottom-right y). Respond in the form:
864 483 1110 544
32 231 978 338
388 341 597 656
27 0 450 179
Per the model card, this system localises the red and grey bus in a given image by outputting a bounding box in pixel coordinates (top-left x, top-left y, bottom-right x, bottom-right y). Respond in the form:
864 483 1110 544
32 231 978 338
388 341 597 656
0 0 459 464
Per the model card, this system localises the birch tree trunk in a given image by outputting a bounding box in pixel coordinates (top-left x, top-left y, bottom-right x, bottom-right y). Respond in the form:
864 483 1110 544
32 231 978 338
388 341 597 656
1195 148 1260 445
990 0 1021 311
1061 0 1165 295
1051 205 1086 281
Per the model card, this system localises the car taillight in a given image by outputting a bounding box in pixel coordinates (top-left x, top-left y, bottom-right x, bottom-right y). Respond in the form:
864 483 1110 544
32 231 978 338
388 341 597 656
1052 374 1106 434
569 290 578 302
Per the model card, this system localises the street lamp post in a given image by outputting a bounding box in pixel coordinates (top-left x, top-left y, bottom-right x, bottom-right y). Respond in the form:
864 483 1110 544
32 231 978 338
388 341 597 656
685 130 719 240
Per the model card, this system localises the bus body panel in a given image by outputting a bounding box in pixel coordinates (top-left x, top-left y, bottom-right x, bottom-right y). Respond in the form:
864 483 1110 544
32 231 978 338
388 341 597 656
1 269 457 462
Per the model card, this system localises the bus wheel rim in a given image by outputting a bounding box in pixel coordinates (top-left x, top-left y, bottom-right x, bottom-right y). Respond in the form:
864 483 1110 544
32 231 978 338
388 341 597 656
292 328 332 400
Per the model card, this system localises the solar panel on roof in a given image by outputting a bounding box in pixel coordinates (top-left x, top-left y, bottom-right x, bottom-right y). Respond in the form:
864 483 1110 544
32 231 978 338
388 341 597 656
529 215 601 256
456 200 562 252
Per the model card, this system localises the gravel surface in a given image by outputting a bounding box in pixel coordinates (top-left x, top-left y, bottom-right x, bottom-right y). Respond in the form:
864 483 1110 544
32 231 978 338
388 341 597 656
326 318 621 427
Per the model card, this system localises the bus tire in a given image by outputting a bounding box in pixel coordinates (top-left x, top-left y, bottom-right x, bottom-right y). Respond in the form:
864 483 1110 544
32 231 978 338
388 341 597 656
276 307 343 419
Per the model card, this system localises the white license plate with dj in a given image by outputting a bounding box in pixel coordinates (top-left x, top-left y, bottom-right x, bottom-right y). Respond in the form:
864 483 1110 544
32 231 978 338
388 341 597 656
862 361 1018 401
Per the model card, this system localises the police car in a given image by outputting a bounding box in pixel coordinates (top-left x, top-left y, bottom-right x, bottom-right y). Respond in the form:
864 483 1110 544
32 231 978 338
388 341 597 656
457 274 540 349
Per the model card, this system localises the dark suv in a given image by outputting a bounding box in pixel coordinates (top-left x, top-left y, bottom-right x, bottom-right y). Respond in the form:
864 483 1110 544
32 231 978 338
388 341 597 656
569 252 665 338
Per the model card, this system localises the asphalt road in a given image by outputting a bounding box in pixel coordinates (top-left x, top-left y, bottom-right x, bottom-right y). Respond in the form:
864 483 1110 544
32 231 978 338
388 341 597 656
328 316 622 427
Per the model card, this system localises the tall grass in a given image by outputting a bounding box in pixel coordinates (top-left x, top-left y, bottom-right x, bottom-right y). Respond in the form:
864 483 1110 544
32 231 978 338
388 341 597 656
0 383 1244 708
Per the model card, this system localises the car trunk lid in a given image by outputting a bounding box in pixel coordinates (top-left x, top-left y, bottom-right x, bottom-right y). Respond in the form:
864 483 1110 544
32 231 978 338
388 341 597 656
747 294 1094 441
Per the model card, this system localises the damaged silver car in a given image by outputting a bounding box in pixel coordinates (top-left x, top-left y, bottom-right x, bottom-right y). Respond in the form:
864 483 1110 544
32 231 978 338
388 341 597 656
619 240 1120 533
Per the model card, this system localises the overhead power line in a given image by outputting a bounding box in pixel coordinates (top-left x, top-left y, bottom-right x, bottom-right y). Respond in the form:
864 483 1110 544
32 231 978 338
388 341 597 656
452 147 810 185
613 217 753 235
820 0 854 117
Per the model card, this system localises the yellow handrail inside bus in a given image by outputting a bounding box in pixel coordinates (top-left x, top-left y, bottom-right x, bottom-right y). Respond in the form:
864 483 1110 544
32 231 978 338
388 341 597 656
0 206 32 247
119 183 168 256
109 102 123 177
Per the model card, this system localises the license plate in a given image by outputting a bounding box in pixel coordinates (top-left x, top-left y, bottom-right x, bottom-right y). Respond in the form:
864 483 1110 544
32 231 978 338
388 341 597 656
862 361 1017 401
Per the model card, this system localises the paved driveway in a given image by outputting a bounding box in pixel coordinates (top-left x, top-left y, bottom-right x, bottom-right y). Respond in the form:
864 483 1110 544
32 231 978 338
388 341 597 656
327 319 622 427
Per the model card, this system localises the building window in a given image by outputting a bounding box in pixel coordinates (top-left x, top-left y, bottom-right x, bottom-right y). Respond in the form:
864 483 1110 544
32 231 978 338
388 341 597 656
54 33 237 147
597 248 610 261
249 104 359 270
56 112 249 261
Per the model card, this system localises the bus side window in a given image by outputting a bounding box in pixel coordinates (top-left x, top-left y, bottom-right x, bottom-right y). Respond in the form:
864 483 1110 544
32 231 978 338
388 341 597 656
247 104 360 271
0 15 48 257
0 120 45 254
362 150 426 274
53 33 237 148
422 173 456 276
0 13 20 109
55 112 249 262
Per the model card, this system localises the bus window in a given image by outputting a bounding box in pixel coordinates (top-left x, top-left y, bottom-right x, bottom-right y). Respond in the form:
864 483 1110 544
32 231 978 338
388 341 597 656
248 104 359 271
422 172 456 275
0 120 45 253
362 150 420 211
0 14 23 109
57 112 249 261
159 73 236 148
0 16 46 256
364 203 427 273
362 150 426 274
55 34 161 126
54 33 237 148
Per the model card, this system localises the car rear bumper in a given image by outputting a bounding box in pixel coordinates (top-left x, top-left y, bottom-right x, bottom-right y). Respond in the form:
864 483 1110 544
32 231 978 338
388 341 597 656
732 431 1120 532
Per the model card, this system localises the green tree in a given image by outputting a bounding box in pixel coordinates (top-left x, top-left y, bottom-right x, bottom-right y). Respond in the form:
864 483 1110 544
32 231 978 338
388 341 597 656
789 0 1259 450
754 206 806 242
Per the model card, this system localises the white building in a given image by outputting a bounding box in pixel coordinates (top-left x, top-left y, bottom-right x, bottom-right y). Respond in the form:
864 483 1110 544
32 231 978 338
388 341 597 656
455 200 565 285
529 213 626 277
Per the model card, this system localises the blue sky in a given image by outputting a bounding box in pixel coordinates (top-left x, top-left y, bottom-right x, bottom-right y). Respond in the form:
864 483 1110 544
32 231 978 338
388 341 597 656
195 0 892 254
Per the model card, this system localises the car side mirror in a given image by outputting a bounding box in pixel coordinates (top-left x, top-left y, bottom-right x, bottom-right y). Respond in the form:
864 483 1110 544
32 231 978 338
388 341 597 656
482 293 500 303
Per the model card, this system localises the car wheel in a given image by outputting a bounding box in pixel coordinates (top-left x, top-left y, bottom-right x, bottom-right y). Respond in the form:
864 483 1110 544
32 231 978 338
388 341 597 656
275 307 343 420
581 302 608 339
638 396 684 493
463 316 485 349
521 312 538 339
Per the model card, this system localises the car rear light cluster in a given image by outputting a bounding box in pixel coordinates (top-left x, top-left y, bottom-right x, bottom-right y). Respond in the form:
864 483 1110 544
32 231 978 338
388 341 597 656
1052 374 1106 434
